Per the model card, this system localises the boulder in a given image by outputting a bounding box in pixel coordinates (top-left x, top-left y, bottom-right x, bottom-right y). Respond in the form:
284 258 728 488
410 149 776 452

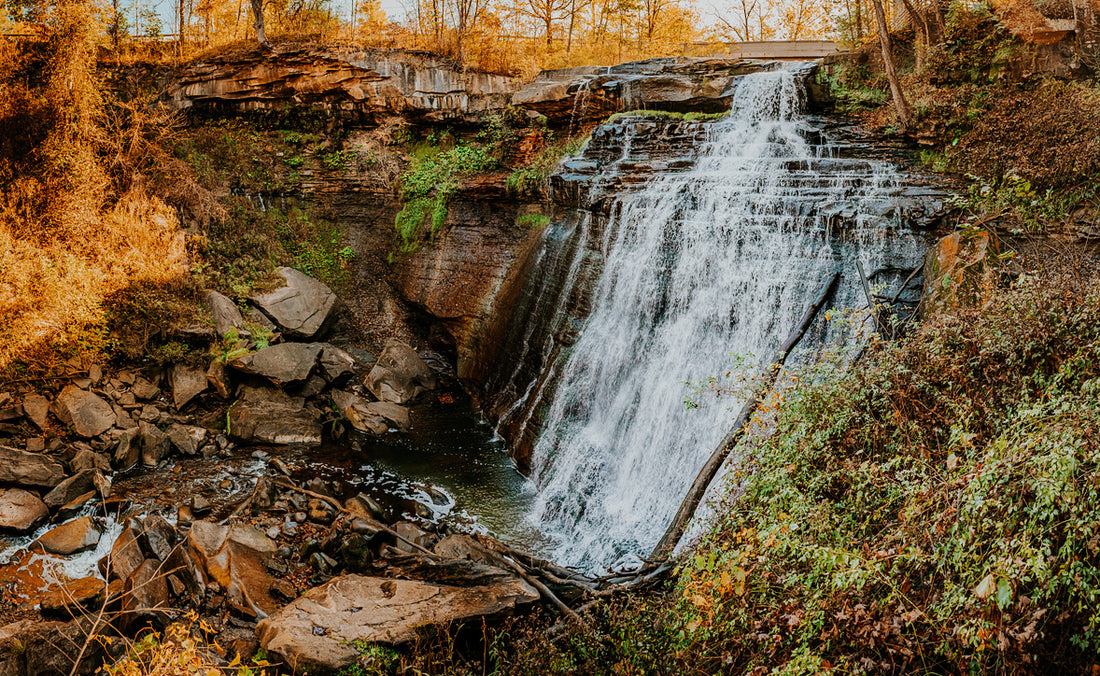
139 421 171 467
121 558 171 624
206 360 232 399
113 427 140 470
187 520 279 618
249 267 338 339
33 516 102 555
166 423 207 456
21 394 50 430
229 343 323 387
39 577 107 614
70 448 110 474
203 290 247 338
334 391 410 435
228 386 323 446
0 489 49 533
171 365 208 409
43 469 103 509
256 574 539 671
0 617 105 675
130 377 161 401
106 522 145 582
923 230 999 316
0 446 65 489
364 339 438 404
318 344 356 384
52 386 116 438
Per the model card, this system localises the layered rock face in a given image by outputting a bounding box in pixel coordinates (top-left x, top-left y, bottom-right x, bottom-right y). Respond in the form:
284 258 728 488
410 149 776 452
512 57 776 121
471 111 954 472
165 44 519 121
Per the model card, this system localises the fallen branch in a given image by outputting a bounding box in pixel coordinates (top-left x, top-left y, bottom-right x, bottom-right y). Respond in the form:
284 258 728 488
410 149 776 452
647 271 840 564
502 556 586 628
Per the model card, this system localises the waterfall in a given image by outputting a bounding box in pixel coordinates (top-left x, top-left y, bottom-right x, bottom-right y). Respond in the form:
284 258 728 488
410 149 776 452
512 68 928 571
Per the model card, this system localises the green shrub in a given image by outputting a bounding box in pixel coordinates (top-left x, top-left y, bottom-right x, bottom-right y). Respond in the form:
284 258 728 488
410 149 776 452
507 135 589 194
394 143 496 252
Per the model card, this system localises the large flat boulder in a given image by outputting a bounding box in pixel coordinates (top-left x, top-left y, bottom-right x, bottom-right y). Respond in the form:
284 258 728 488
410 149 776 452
256 573 539 671
0 446 65 489
52 386 116 438
364 339 438 405
0 488 49 533
250 267 338 340
229 342 323 387
228 386 323 446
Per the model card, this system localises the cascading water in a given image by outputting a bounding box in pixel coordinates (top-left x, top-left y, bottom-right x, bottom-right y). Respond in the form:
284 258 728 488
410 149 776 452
508 67 929 571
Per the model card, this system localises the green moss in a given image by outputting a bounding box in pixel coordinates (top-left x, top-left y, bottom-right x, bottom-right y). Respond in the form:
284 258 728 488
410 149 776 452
606 109 728 122
506 135 589 194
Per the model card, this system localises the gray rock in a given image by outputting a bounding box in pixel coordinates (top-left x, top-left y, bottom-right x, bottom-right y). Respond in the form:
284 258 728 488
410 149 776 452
33 516 102 555
229 343 322 387
318 344 356 383
171 365 208 409
0 488 49 532
228 386 322 446
52 386 116 438
43 469 98 509
130 377 161 401
22 394 50 429
113 427 140 470
71 448 111 474
167 423 207 456
139 421 171 467
332 390 408 434
0 445 65 488
364 339 438 404
255 574 539 671
249 267 338 339
203 290 247 338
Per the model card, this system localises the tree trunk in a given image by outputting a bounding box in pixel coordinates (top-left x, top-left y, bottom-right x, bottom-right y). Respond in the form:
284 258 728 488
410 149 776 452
871 0 912 131
250 0 266 43
177 0 185 58
899 0 930 72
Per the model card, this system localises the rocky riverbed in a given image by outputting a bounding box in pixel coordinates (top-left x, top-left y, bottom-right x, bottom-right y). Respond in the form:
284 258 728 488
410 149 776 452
0 266 558 675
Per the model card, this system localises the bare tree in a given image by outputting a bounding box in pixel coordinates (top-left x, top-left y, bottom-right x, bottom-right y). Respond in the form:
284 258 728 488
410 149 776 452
871 0 912 130
715 0 761 41
642 0 670 39
455 0 490 62
517 0 571 46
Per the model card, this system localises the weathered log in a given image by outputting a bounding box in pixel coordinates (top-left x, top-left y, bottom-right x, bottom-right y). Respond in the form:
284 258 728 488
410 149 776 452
647 272 840 563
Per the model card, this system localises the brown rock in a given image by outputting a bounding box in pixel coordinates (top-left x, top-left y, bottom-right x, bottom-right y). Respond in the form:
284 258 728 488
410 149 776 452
33 516 103 555
171 365 208 409
107 522 145 582
52 386 116 438
207 360 232 399
22 394 50 429
139 421 170 466
187 520 279 618
0 445 65 489
0 489 49 533
229 342 322 387
923 230 999 316
227 386 322 446
131 376 161 401
364 339 438 404
113 427 140 470
43 469 98 509
256 574 539 671
40 576 106 614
